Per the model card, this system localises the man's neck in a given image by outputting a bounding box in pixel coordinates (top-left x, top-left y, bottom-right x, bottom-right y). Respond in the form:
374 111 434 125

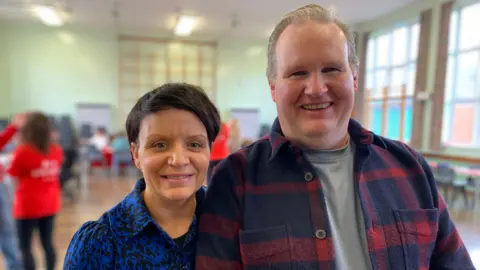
292 132 349 151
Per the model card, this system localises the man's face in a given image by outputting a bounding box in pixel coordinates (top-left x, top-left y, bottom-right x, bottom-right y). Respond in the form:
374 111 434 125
269 21 358 149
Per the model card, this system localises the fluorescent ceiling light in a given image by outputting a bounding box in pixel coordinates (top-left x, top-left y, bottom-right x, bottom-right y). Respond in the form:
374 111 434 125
174 15 197 36
32 5 64 26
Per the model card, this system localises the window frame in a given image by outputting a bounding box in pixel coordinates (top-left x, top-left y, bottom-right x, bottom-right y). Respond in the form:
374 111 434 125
364 20 420 143
442 3 480 148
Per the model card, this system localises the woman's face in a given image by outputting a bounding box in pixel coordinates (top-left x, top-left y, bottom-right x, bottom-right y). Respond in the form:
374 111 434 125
131 109 210 202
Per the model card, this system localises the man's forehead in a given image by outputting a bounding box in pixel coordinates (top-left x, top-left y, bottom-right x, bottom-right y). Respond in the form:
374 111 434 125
275 22 348 60
278 21 345 46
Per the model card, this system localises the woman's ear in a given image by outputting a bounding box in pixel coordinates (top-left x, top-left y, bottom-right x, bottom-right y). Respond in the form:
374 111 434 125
130 142 141 171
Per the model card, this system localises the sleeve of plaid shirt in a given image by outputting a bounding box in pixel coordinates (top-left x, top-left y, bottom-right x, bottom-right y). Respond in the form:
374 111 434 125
414 149 475 269
196 155 243 270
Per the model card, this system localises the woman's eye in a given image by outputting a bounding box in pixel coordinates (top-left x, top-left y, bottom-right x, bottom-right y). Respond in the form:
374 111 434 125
189 142 202 148
153 142 167 149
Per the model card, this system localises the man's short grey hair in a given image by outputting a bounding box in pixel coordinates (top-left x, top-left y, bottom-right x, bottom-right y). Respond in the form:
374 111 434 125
266 4 359 82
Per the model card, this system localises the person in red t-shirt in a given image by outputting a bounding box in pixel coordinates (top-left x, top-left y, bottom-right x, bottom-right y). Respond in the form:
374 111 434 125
7 112 64 270
207 123 230 185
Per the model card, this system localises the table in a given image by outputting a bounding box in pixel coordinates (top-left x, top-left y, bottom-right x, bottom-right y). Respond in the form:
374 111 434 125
429 161 480 210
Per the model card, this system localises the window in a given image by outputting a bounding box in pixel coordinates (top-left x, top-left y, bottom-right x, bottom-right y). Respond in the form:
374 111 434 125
364 22 420 142
442 3 480 147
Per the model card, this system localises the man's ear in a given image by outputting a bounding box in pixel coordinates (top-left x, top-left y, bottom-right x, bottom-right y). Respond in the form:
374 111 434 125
269 80 276 103
353 69 359 93
130 142 141 170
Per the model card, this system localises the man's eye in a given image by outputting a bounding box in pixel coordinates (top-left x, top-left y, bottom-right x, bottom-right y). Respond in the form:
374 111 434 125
322 67 340 73
291 71 308 76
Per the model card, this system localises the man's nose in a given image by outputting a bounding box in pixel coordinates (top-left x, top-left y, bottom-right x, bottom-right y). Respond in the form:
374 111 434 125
304 73 328 96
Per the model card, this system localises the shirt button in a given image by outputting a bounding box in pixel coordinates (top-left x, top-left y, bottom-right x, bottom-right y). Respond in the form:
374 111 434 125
304 172 313 181
315 229 326 239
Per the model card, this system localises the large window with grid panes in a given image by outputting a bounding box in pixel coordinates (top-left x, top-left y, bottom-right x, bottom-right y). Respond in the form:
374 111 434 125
364 21 420 143
442 2 480 147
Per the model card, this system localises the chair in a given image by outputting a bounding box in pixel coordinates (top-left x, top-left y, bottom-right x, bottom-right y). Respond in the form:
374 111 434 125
434 163 470 209
86 144 108 177
463 165 480 210
433 162 455 203
110 150 136 178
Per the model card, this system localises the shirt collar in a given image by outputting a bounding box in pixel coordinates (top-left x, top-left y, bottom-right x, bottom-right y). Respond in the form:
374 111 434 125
268 117 387 160
109 178 206 239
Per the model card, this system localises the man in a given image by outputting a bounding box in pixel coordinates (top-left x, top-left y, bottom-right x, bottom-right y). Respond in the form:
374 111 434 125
196 4 474 270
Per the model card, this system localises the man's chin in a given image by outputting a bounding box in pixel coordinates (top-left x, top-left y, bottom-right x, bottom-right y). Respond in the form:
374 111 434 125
299 122 332 137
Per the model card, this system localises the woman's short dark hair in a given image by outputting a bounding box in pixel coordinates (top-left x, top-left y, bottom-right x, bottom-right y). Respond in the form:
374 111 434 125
126 83 221 147
21 112 51 154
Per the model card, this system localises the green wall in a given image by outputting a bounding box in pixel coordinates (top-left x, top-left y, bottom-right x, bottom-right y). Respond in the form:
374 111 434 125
0 22 119 119
215 39 275 124
0 21 276 129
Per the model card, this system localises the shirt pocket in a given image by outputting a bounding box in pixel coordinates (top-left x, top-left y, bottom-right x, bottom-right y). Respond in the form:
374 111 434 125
239 224 294 270
393 208 439 270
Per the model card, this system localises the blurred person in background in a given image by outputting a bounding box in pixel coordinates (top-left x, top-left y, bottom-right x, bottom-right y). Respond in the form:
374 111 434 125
63 83 220 269
0 112 28 270
228 118 241 153
7 112 64 270
240 139 253 148
89 127 109 151
207 122 229 185
110 131 130 153
109 131 132 177
56 127 80 202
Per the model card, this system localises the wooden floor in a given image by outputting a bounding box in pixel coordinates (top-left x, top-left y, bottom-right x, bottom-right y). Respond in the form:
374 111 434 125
1 176 480 269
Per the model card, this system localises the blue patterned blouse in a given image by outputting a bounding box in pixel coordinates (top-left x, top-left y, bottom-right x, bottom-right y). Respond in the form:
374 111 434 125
63 178 205 270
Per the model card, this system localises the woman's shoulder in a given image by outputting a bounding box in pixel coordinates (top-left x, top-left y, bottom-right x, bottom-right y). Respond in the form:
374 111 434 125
63 217 116 269
49 143 64 153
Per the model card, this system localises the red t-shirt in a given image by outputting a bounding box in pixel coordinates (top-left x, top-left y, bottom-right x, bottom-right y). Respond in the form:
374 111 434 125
7 143 64 219
0 125 17 181
210 124 230 161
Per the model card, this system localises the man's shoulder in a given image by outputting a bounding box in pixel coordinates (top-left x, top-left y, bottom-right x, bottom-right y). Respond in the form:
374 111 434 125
365 134 433 182
369 134 423 162
224 136 273 165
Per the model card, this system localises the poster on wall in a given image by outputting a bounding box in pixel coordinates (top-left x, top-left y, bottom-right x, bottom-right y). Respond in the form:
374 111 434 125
75 103 112 137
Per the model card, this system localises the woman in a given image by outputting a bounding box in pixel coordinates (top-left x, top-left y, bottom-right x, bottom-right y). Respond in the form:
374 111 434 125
63 83 220 269
6 112 64 270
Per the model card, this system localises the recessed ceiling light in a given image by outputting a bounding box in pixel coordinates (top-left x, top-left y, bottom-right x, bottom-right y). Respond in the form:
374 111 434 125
31 5 64 26
174 15 198 36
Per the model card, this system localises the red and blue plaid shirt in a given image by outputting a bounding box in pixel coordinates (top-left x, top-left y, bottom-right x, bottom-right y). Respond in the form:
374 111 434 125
196 118 474 270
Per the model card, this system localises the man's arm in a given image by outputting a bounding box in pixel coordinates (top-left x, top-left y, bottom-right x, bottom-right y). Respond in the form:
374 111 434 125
196 155 244 270
417 154 475 269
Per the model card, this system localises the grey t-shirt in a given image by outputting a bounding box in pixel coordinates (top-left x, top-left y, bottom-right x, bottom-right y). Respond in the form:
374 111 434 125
304 140 371 270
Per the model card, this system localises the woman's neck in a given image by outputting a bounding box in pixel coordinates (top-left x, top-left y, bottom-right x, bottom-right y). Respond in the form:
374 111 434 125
143 189 197 238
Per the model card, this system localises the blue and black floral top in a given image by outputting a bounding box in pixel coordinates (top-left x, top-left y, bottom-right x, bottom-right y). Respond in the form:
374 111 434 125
63 178 205 270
